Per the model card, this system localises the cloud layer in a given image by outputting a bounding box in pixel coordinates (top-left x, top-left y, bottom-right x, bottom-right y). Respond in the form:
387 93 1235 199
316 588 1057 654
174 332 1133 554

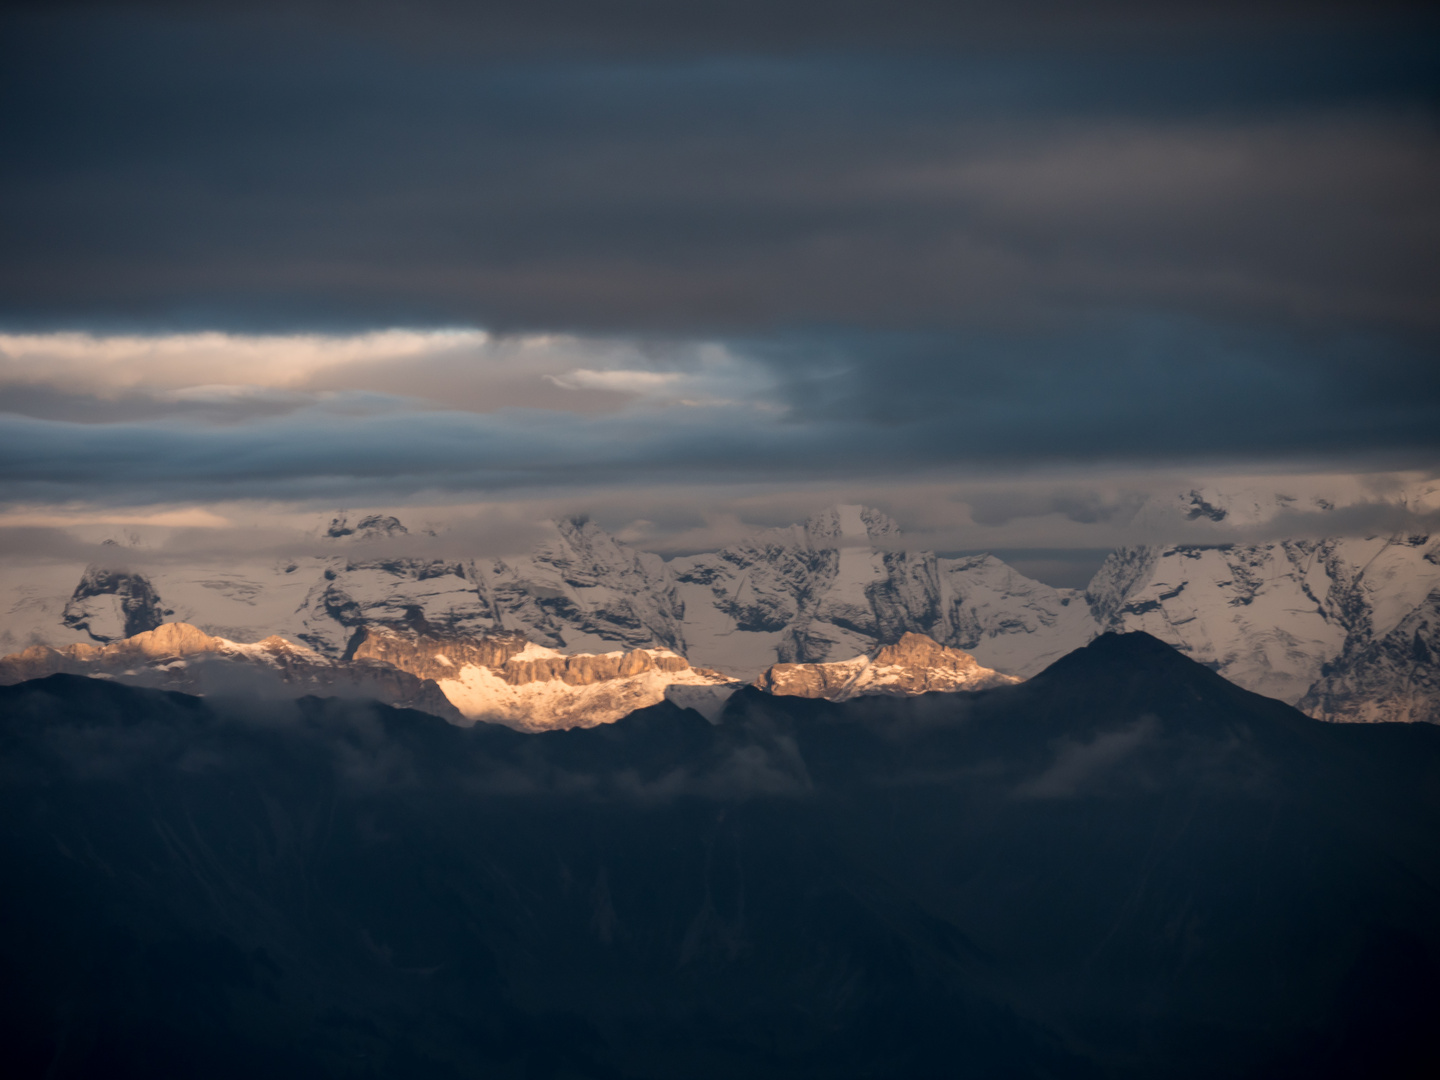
0 2 1436 545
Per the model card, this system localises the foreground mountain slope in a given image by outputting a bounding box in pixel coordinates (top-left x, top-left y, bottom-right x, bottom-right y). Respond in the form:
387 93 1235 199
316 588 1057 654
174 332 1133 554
2 634 1436 1079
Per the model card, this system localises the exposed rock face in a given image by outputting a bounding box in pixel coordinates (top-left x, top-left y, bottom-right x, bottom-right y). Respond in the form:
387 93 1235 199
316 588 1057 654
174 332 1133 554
503 647 692 687
671 505 1093 677
755 632 1019 701
325 513 408 540
0 621 739 731
0 505 1090 677
5 487 1440 723
345 624 532 680
0 622 461 721
755 654 869 700
345 624 738 731
62 562 167 643
281 515 690 658
1300 588 1440 724
476 516 688 654
1085 505 1440 716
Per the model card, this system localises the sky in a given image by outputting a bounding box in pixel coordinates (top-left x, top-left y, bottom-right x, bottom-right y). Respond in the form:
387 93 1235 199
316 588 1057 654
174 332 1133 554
1 1 1438 584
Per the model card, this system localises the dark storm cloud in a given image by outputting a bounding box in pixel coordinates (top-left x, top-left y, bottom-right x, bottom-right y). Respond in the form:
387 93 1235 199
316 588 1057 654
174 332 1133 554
764 318 1440 464
11 2 1432 58
0 0 1437 495
2 2 1436 332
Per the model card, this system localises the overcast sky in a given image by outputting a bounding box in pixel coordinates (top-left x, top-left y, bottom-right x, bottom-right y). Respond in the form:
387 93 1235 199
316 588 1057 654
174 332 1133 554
1 1 1437 578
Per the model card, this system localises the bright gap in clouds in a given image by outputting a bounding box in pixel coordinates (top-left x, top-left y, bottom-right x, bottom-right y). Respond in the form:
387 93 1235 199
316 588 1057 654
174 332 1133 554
0 329 773 415
0 329 487 391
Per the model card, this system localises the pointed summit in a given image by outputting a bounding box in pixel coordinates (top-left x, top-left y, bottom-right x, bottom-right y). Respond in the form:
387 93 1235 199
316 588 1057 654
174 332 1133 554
326 514 409 541
1018 631 1299 734
755 631 1018 701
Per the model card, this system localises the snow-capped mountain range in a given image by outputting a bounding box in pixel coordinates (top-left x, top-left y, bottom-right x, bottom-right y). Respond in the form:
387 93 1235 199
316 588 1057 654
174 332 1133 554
0 620 744 731
3 487 1439 723
0 621 463 720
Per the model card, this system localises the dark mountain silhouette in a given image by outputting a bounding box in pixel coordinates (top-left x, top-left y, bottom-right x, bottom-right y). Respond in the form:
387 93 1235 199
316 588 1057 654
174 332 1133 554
1 633 1437 1079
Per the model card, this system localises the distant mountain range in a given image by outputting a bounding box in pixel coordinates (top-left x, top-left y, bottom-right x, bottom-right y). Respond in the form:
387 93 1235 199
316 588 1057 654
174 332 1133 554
3 633 1436 1078
0 622 1012 729
3 487 1438 724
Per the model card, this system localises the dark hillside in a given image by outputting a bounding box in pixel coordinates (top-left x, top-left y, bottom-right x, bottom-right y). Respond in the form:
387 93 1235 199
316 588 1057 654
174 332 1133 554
1 634 1437 1078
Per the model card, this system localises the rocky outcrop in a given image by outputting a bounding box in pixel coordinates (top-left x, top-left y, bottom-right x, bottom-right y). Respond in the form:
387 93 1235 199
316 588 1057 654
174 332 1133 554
0 620 738 731
0 504 1091 677
503 647 692 687
281 515 690 658
474 516 688 653
1 621 265 682
61 559 167 643
0 622 462 721
345 624 533 680
347 623 696 687
325 513 408 540
345 624 739 730
1300 588 1440 724
1083 526 1440 709
755 632 1019 701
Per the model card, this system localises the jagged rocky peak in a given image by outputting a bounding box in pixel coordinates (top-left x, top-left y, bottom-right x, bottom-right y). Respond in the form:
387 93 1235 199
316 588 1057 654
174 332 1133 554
62 562 168 643
755 631 1019 702
340 622 737 729
1301 587 1440 724
1182 488 1229 522
0 622 462 721
0 620 339 678
1167 487 1294 526
352 622 699 689
475 513 688 653
502 644 693 688
803 503 899 545
1075 492 1440 710
7 486 1440 724
326 513 410 541
1084 545 1162 628
345 623 534 681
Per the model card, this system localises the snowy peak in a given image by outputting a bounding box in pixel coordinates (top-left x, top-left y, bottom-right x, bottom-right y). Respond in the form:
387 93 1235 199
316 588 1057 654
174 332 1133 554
1300 587 1440 724
0 621 315 677
754 632 1019 702
4 489 1440 725
0 622 461 719
1079 517 1440 710
63 563 167 643
325 513 409 541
